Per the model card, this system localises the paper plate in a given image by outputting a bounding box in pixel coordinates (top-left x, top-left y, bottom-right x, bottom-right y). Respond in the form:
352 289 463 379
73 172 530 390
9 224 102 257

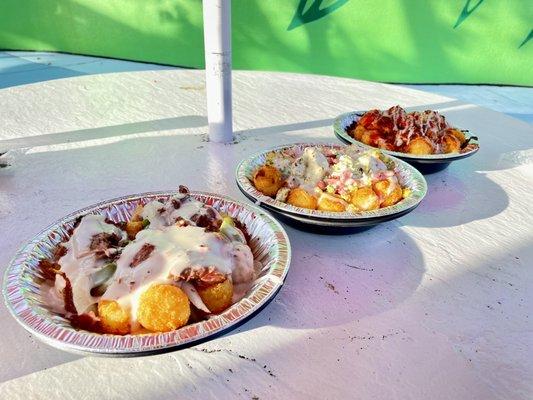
2 191 291 356
236 143 427 227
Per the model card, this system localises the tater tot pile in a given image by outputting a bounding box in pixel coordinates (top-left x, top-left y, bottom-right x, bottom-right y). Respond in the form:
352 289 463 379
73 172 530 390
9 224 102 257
250 145 407 213
40 186 256 336
347 105 478 155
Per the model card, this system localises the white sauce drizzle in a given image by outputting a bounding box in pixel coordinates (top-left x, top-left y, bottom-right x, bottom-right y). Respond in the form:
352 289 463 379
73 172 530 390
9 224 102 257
286 147 329 193
52 196 256 331
57 215 126 314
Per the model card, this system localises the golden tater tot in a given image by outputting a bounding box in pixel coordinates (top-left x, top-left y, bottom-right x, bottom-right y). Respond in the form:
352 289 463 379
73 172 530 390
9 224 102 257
352 125 367 141
381 185 403 207
360 130 376 146
98 300 130 335
131 204 144 222
126 221 144 240
373 180 403 207
351 186 380 211
137 284 190 332
287 188 318 210
441 134 461 153
406 137 433 155
449 128 466 144
372 179 391 198
252 165 283 197
317 193 347 212
197 278 233 314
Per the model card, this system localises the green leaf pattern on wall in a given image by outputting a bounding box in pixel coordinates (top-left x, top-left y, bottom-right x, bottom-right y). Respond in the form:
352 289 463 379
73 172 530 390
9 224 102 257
453 0 485 29
518 29 532 49
288 0 349 31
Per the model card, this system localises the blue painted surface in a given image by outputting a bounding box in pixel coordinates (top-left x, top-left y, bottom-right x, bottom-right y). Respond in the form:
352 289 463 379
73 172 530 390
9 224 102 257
0 51 172 89
403 84 533 125
0 51 531 125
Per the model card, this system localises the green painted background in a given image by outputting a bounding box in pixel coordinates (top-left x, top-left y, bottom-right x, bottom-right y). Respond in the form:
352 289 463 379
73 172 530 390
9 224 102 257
0 0 531 85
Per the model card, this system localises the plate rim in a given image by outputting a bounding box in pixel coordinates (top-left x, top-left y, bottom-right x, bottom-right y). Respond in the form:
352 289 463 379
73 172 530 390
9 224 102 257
240 190 422 228
235 142 427 221
2 190 292 356
333 111 480 163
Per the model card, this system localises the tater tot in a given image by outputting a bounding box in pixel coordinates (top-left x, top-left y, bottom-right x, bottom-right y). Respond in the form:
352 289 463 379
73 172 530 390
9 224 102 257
373 180 403 207
137 284 190 332
381 185 403 207
252 165 283 197
352 125 367 141
126 221 144 240
131 204 144 222
441 134 461 153
351 186 380 211
286 188 318 210
197 278 233 314
98 300 130 335
406 137 433 155
449 128 466 144
317 193 347 212
360 130 375 146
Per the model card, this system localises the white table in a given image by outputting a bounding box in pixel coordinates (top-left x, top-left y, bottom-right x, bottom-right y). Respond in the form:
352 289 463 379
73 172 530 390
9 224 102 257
0 70 532 400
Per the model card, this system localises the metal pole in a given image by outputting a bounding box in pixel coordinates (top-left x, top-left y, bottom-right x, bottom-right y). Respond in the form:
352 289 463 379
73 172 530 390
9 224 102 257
203 0 233 143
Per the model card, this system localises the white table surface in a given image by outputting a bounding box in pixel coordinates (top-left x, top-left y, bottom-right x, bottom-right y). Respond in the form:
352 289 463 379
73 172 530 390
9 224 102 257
0 70 532 400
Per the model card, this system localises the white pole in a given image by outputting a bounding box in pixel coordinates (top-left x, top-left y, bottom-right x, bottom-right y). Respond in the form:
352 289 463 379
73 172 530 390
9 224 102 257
203 0 233 143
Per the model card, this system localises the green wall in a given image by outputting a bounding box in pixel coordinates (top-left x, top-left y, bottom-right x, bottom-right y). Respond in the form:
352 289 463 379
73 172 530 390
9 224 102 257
1 0 532 85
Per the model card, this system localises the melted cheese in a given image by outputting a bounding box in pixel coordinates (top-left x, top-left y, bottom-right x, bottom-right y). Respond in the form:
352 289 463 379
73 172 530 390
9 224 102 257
53 197 255 330
287 147 329 192
141 195 208 229
57 215 126 314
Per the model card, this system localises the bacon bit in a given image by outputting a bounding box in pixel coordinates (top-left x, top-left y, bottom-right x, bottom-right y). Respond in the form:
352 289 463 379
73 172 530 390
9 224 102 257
326 155 338 166
130 244 155 267
53 245 67 261
171 199 181 209
191 207 222 232
233 219 251 244
67 216 83 235
89 233 121 260
157 207 166 214
175 217 189 227
39 259 60 281
180 266 227 288
57 271 77 314
105 218 127 231
70 312 103 333
178 185 189 194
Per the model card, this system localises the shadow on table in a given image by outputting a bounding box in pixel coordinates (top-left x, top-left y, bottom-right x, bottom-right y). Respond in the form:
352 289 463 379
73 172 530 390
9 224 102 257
233 100 466 142
401 170 509 228
229 223 426 333
201 238 530 400
234 117 334 140
0 115 207 152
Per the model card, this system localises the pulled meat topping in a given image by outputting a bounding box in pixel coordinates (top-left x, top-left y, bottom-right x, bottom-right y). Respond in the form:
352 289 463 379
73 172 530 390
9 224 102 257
89 232 121 260
179 266 227 288
191 207 222 232
130 243 155 267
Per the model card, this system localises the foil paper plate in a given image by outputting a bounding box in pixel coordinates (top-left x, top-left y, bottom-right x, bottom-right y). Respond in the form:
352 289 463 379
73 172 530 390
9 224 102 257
2 191 291 356
333 112 480 164
235 143 427 226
